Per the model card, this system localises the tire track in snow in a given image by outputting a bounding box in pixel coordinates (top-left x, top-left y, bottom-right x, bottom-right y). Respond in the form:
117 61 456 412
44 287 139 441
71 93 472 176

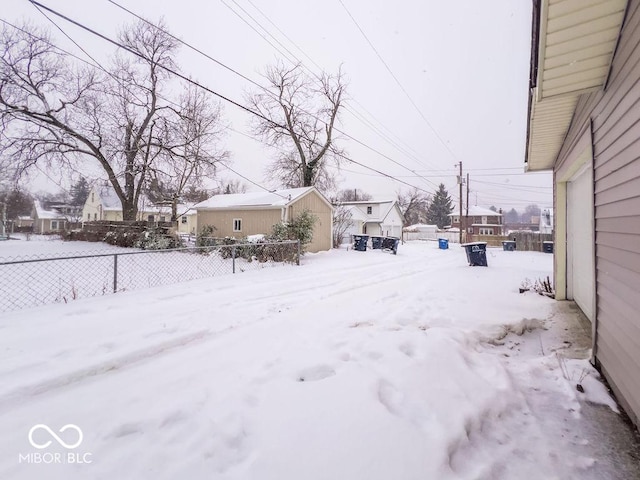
0 248 452 410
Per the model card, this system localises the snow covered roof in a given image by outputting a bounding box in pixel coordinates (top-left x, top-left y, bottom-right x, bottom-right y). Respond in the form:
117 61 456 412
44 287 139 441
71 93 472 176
344 205 368 222
194 187 321 210
338 199 396 205
450 206 502 217
338 199 401 223
96 186 123 211
404 223 438 232
32 200 67 220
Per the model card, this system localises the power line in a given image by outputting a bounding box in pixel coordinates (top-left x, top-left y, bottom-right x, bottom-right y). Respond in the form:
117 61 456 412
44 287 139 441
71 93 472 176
239 0 440 175
23 1 438 196
97 1 440 193
5 12 287 200
337 0 459 163
215 0 441 187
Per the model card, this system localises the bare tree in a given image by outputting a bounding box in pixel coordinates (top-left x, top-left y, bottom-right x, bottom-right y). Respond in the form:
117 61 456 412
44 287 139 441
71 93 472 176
150 83 228 220
397 187 430 226
1 20 225 221
332 203 354 248
335 188 372 202
213 178 247 195
247 62 347 192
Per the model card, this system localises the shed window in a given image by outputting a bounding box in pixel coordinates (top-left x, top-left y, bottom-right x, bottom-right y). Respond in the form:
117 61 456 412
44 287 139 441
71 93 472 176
367 206 372 214
181 216 187 224
233 218 242 232
51 221 58 230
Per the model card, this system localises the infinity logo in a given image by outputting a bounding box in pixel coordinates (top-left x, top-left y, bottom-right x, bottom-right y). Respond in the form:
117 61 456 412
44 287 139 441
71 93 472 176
28 424 83 450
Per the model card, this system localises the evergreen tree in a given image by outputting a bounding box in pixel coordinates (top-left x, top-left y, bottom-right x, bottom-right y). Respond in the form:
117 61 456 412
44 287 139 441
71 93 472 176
504 208 520 224
69 177 91 206
426 183 453 228
0 189 32 219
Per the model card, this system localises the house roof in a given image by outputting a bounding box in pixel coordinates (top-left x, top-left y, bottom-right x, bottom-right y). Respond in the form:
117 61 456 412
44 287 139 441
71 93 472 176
33 200 67 220
96 185 123 211
194 187 325 210
525 0 627 171
338 199 402 224
344 205 368 222
449 206 502 217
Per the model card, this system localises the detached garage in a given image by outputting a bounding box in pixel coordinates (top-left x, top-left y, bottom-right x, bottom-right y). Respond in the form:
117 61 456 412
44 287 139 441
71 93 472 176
194 187 333 253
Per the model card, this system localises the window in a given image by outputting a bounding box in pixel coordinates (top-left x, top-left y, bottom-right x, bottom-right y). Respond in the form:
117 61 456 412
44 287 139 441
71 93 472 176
87 213 90 221
233 218 242 232
91 192 94 203
94 213 97 221
148 215 155 222
482 216 487 224
367 206 372 215
452 216 459 223
479 228 494 235
181 216 187 224
467 227 473 233
159 216 165 222
51 221 58 230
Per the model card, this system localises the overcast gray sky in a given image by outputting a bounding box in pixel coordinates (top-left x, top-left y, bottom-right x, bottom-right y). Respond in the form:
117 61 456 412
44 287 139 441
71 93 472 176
3 0 552 210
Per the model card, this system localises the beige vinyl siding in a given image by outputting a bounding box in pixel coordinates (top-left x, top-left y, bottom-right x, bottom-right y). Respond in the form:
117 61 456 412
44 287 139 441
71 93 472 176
554 0 640 425
197 209 282 239
288 190 332 252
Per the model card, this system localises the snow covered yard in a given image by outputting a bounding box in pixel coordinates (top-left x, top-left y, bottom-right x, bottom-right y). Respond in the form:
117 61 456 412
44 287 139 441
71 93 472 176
0 241 629 479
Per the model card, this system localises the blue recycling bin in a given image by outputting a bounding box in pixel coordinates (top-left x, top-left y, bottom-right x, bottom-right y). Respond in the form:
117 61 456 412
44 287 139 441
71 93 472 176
352 234 369 251
381 236 400 254
438 238 449 250
502 241 516 251
371 236 384 249
543 241 554 253
461 242 488 266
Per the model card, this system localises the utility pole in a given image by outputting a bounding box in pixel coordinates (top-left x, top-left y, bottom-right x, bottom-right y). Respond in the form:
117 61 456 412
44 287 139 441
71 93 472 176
466 173 470 241
458 162 463 244
466 173 470 217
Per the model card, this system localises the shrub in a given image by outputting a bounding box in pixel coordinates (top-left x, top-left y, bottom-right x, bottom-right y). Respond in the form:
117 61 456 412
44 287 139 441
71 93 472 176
269 209 316 252
134 230 178 250
197 224 218 247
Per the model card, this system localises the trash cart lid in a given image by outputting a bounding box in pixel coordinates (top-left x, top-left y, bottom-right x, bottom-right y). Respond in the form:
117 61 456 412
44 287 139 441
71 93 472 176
460 242 488 247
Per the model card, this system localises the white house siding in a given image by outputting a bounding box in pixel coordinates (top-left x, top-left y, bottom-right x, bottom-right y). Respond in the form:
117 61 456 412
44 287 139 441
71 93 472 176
553 0 640 425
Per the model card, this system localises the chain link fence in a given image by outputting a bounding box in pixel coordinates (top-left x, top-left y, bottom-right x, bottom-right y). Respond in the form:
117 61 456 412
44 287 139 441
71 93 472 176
0 240 300 313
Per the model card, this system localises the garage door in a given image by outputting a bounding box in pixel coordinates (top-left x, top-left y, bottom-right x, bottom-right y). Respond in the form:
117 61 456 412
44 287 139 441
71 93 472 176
566 162 595 321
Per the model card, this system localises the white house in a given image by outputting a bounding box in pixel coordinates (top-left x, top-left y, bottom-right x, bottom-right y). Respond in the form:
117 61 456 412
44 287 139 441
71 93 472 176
339 200 404 240
539 208 553 234
82 185 169 223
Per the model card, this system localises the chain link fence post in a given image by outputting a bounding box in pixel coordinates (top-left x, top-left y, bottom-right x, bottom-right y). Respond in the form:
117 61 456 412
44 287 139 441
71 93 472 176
113 254 118 293
297 240 300 265
232 246 236 274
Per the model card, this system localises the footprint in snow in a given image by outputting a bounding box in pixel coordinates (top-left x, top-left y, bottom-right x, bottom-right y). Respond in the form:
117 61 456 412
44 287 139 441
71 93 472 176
297 365 335 382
